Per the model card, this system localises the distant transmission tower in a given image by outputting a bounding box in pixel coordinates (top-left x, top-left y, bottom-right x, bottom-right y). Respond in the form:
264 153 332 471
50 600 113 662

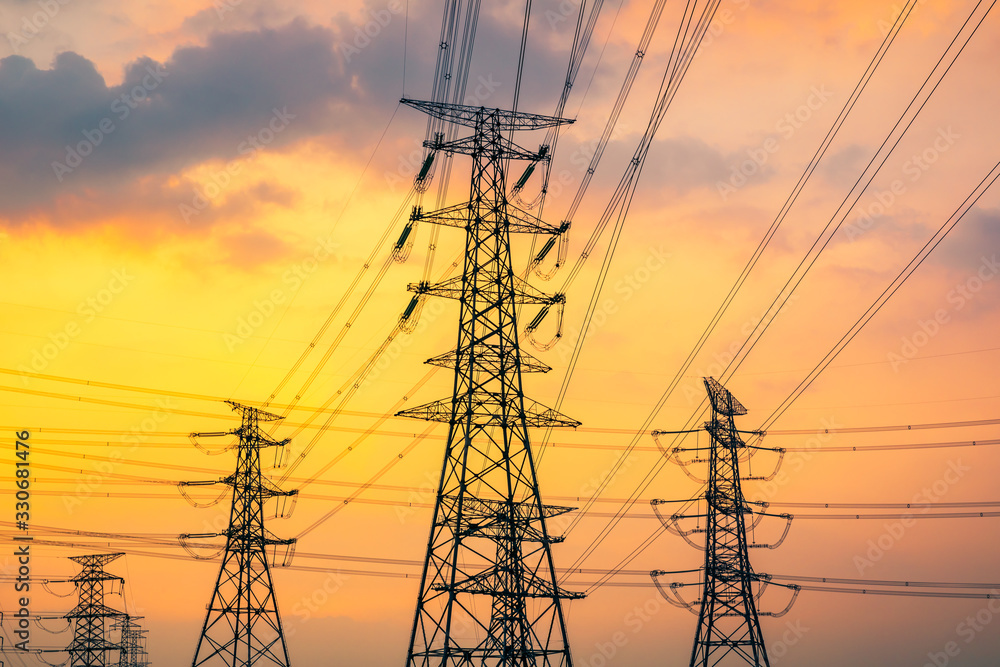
396 98 582 667
688 377 770 666
652 378 796 667
113 615 149 667
185 401 297 667
66 553 125 667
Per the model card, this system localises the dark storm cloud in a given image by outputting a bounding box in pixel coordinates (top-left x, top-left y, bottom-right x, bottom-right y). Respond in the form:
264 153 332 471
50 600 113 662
0 0 616 229
931 206 1000 273
0 17 396 225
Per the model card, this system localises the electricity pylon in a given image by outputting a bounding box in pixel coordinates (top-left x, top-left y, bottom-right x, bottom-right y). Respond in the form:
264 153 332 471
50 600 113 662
396 98 582 667
691 377 769 666
66 553 125 667
113 615 149 667
187 401 297 667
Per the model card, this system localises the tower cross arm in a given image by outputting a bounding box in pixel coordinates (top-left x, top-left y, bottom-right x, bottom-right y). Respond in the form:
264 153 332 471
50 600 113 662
401 98 574 130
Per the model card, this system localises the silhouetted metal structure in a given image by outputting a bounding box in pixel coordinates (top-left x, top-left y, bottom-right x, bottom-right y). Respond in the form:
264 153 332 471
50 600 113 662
186 401 297 667
66 553 125 667
396 98 582 667
691 377 769 666
113 615 149 667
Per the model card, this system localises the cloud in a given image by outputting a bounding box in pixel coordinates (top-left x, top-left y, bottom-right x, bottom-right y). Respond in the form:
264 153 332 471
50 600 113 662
0 0 618 241
0 17 390 227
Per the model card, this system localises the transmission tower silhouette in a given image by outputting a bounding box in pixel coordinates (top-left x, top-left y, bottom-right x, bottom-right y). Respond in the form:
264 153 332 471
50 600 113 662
651 378 798 667
690 377 770 666
185 401 297 667
396 98 582 667
66 553 125 667
113 615 149 667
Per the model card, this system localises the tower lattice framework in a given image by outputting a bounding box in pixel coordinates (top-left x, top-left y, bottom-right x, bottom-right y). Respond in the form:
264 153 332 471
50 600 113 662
691 377 769 667
113 615 149 667
189 401 296 667
66 553 125 667
396 98 582 667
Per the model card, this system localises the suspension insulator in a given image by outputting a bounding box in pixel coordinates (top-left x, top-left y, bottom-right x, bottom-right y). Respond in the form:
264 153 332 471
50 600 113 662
526 304 551 332
416 153 435 182
538 144 550 159
513 162 537 191
395 221 414 251
533 235 557 264
402 294 421 320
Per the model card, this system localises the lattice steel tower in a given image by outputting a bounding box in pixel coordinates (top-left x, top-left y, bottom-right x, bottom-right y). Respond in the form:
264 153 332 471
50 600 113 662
691 377 769 667
66 553 125 667
188 401 296 667
396 98 582 667
114 615 149 667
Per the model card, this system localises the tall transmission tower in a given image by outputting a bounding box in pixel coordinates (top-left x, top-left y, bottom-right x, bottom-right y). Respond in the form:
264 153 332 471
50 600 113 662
66 553 125 667
651 378 796 667
682 378 772 666
186 401 297 667
113 615 149 667
396 98 582 667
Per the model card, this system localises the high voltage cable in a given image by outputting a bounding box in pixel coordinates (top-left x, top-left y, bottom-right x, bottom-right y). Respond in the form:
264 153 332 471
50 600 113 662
753 157 1000 433
549 0 673 229
537 0 722 463
719 0 997 392
22 482 1000 523
247 0 602 457
6 534 999 601
558 0 997 577
553 0 926 552
16 523 1000 589
254 0 486 415
257 0 609 488
17 433 1000 454
13 470 1000 513
622 0 925 457
0 367 1000 437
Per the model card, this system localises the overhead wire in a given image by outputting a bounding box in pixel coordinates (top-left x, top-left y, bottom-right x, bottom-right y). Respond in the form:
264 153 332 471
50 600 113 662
558 0 997 579
547 0 924 530
535 0 722 465
718 0 997 392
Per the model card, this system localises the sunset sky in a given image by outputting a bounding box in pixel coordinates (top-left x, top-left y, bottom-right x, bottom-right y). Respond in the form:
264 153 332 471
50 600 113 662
1 0 999 665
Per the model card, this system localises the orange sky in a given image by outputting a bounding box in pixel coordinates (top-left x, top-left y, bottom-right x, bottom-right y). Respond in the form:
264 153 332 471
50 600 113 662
1 0 999 665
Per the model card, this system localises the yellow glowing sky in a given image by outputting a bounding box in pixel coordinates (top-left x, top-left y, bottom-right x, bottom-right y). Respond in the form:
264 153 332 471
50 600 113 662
1 0 999 665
